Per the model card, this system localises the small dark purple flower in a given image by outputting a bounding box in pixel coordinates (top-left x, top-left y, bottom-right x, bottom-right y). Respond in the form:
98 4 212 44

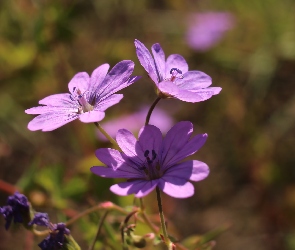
25 60 140 131
38 223 70 250
134 39 221 103
186 12 235 51
0 192 30 230
28 212 50 227
91 121 209 198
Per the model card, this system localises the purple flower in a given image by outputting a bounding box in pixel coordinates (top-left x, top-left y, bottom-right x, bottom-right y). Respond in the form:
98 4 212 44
25 60 140 131
0 192 30 230
28 212 50 227
91 121 209 198
28 212 71 250
134 39 221 103
186 12 235 51
38 223 70 250
97 106 174 141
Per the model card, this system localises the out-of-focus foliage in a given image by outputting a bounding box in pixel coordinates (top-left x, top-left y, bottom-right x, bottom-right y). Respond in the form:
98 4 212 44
1 0 295 249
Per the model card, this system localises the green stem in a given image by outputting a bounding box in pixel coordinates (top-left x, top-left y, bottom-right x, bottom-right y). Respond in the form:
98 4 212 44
88 211 109 250
145 97 161 125
94 122 120 150
156 187 170 246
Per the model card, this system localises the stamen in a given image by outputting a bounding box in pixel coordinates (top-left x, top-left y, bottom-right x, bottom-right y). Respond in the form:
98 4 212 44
152 150 157 160
165 68 184 82
144 150 149 157
69 87 94 113
170 68 182 75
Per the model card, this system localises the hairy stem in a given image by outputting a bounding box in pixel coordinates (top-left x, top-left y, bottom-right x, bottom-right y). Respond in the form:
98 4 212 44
145 97 161 125
33 202 133 237
94 122 120 150
156 187 171 247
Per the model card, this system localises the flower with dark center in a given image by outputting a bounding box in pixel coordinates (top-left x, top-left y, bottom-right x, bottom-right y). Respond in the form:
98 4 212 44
134 39 221 103
25 60 140 131
91 121 209 198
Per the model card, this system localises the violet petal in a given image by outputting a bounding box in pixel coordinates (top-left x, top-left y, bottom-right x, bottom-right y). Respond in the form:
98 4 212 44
68 72 90 93
27 112 79 131
162 133 208 169
90 166 143 179
134 39 159 84
160 121 193 166
96 94 123 111
175 71 212 90
97 60 135 100
151 43 166 81
78 110 105 123
159 178 194 198
165 54 189 78
89 63 110 94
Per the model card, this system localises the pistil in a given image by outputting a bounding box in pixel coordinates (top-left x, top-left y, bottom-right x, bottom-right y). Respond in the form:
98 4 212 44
72 88 94 113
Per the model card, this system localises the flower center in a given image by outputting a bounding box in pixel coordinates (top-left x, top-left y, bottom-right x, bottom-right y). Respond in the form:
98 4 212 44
140 150 162 180
71 88 94 114
167 68 184 82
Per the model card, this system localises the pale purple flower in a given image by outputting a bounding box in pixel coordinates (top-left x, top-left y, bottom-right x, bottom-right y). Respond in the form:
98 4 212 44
134 39 221 103
91 121 209 198
25 60 140 131
186 12 235 51
97 106 174 141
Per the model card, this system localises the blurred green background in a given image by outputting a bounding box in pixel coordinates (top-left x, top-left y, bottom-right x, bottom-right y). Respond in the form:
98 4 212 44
1 0 295 249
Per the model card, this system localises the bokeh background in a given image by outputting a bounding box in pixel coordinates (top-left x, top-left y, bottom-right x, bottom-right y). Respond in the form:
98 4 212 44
1 0 295 249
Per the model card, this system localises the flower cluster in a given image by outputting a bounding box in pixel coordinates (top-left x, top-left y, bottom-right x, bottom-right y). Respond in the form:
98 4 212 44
0 194 72 250
1 39 222 249
29 213 70 250
0 192 30 230
24 39 221 199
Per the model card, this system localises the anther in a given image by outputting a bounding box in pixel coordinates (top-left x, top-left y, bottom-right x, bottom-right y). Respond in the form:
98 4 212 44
170 68 182 75
144 150 149 157
152 150 157 160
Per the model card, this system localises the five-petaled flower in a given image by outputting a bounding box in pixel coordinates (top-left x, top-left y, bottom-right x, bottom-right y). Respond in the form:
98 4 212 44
0 192 30 230
91 121 209 198
134 39 221 102
25 60 140 131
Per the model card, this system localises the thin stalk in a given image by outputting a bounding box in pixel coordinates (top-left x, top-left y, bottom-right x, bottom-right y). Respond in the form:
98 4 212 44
156 187 170 246
88 211 109 250
33 202 133 237
156 187 168 238
66 203 128 226
94 122 119 149
145 97 161 125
